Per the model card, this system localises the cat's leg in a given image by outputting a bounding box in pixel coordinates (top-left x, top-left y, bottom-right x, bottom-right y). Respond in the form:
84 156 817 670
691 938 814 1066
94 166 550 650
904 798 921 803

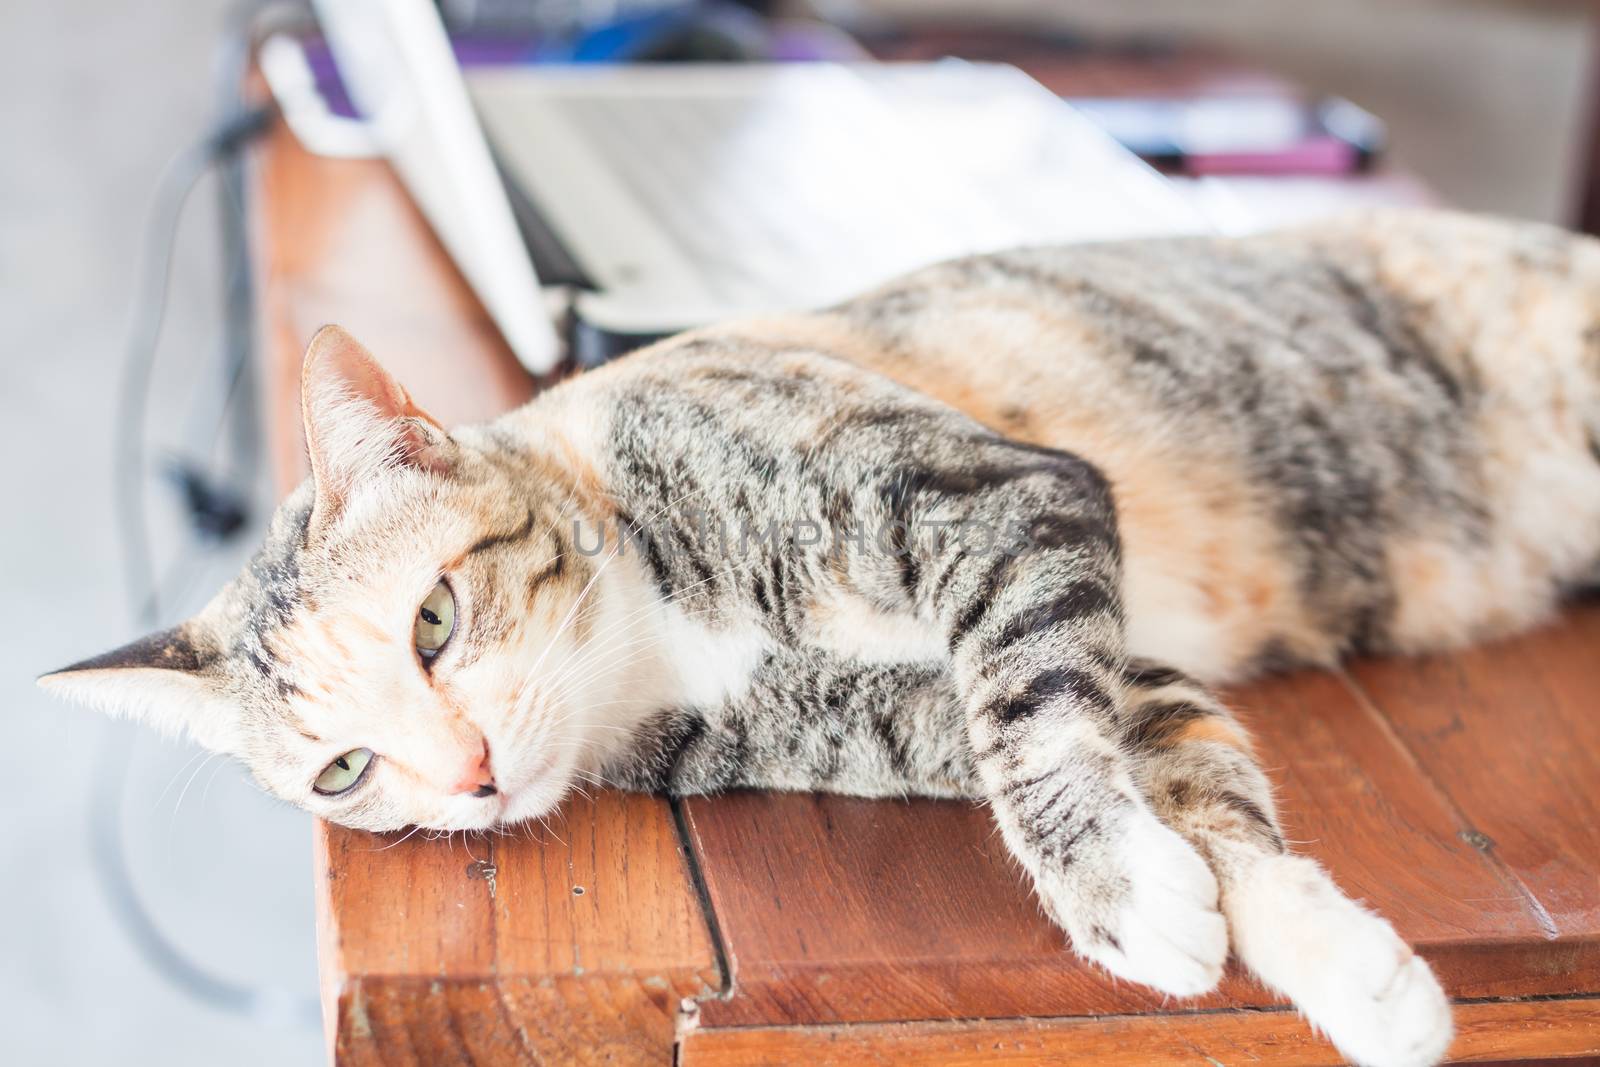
896 451 1233 996
974 701 1232 996
622 649 1233 995
603 652 977 798
1120 661 1453 1067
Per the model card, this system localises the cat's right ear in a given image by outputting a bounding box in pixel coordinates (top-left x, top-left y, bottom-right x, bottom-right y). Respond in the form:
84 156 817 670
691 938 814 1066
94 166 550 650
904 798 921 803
36 625 238 753
300 325 453 526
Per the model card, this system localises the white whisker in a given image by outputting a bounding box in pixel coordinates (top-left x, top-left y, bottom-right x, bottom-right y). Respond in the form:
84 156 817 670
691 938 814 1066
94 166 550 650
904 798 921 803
369 823 425 852
153 748 211 811
170 751 221 819
199 756 229 804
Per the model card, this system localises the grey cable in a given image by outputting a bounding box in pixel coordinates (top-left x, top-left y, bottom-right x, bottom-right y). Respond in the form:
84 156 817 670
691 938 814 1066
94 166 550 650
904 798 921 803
98 96 321 1030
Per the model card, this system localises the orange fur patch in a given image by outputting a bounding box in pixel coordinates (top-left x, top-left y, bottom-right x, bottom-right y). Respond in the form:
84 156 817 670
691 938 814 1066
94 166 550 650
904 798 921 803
1171 715 1254 753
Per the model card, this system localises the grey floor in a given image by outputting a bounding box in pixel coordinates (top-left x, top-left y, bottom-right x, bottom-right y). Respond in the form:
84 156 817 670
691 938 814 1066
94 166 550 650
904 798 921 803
2 1 320 1064
0 1 1589 1065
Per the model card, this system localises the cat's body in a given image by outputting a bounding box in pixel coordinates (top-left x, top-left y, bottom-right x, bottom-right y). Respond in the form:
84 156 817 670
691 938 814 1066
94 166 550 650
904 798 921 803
46 210 1600 1067
694 211 1600 677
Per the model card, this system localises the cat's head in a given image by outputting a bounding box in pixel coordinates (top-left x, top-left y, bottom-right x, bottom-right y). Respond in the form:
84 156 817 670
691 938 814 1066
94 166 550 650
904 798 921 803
41 327 627 833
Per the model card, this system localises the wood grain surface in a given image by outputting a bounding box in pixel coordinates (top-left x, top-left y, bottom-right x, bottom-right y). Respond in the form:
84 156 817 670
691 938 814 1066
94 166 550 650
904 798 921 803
315 794 721 1066
251 76 1600 1065
1350 605 1600 960
681 791 1275 1029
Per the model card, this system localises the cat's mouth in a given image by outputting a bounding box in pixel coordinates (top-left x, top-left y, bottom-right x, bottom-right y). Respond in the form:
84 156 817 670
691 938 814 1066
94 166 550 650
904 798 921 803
490 749 573 827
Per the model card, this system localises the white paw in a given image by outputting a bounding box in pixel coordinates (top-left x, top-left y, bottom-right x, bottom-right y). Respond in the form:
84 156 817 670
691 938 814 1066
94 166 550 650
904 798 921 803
1336 949 1455 1067
1065 810 1229 997
1226 852 1454 1067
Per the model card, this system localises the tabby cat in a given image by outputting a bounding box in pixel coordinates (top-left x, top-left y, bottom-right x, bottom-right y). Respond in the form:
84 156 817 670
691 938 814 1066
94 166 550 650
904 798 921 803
47 210 1600 1067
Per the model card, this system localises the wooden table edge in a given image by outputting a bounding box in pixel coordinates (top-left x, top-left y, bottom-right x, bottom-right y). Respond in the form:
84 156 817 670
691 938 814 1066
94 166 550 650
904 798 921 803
678 995 1600 1066
312 811 725 1065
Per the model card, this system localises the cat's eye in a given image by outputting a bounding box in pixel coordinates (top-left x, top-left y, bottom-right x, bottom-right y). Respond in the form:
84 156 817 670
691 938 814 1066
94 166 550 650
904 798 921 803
415 579 456 663
313 748 374 796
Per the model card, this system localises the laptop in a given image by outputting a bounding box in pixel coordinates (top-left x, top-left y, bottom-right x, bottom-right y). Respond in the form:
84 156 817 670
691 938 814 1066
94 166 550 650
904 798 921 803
298 0 1207 373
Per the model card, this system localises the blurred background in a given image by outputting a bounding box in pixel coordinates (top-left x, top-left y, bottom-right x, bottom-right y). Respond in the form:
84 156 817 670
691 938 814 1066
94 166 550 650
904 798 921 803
3 0 1596 1063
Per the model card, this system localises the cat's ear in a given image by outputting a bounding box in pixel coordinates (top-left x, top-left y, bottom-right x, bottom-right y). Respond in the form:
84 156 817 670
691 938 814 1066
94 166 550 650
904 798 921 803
37 625 238 752
300 325 451 524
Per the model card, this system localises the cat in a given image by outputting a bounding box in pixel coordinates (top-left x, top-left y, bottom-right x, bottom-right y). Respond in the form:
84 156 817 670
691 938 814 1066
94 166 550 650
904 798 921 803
44 208 1600 1067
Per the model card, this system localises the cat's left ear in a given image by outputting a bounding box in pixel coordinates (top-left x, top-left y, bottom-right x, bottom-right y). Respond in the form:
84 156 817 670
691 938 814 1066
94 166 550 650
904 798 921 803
300 325 453 525
37 625 238 753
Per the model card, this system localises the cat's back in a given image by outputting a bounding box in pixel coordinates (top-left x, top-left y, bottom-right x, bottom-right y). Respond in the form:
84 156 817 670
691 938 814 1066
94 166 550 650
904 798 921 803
829 208 1600 421
697 210 1600 441
678 210 1600 677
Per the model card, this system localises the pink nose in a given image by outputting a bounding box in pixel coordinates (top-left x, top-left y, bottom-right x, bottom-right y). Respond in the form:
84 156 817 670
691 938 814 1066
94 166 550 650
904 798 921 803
450 740 497 798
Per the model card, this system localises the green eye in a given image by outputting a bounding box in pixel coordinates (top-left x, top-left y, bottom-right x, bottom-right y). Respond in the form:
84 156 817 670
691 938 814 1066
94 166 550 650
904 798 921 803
314 748 374 796
415 579 456 662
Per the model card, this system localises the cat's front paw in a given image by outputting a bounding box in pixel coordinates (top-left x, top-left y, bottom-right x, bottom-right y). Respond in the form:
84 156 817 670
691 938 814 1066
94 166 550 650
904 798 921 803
1226 852 1453 1067
1043 807 1228 997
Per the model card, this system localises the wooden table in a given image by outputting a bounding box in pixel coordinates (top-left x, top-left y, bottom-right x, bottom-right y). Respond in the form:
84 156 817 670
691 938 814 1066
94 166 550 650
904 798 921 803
249 98 1600 1066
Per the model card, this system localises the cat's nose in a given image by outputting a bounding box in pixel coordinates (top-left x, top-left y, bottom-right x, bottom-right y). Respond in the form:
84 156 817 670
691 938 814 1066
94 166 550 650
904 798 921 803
449 739 497 798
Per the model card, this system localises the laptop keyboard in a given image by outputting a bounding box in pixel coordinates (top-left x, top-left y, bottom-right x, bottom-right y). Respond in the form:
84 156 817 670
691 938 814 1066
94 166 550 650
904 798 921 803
548 91 984 305
473 65 1211 317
